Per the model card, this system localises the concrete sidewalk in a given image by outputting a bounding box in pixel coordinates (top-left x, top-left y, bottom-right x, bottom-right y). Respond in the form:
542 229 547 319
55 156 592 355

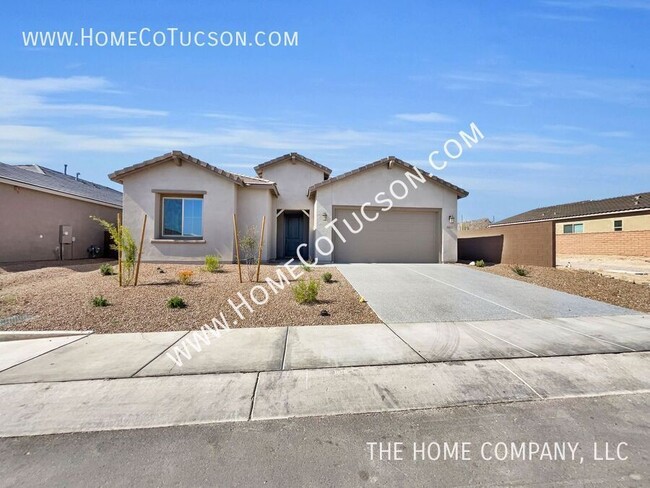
1 314 648 384
1 352 648 437
1 314 649 437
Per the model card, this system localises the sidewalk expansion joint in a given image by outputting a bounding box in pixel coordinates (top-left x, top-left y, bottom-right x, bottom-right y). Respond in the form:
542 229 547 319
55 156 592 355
495 359 544 400
248 372 260 421
130 330 192 377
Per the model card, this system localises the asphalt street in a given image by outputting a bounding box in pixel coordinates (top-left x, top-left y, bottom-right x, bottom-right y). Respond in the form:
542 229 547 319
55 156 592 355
2 393 648 487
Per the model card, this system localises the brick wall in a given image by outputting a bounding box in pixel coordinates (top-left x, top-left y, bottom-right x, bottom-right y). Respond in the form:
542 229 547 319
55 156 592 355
458 221 555 267
556 230 650 257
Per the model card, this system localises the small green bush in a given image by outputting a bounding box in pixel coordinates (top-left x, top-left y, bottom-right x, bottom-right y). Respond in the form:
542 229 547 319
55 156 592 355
167 296 186 309
475 260 485 268
292 278 320 304
322 271 333 283
301 263 313 272
204 254 222 273
92 295 108 307
511 265 529 277
99 263 115 276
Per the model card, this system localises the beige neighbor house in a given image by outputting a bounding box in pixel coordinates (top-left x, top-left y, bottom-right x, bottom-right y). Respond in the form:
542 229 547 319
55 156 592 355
459 191 650 267
109 151 468 264
0 162 122 263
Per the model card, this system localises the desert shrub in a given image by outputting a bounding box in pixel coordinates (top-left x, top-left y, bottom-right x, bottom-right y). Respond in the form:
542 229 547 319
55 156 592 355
238 225 259 282
292 278 320 304
91 216 137 285
301 263 313 272
99 263 115 276
322 271 333 283
177 270 193 285
167 296 186 309
511 265 529 277
92 295 108 307
475 260 485 268
204 254 222 273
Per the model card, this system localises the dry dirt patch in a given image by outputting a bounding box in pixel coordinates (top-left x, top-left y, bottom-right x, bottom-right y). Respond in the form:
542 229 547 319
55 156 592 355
475 263 650 313
0 261 379 333
557 254 650 285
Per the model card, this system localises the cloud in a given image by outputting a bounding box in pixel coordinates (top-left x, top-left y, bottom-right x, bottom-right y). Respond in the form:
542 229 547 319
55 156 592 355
0 124 401 158
201 113 256 121
478 133 601 155
443 70 650 105
483 99 532 108
526 12 595 22
542 0 650 11
544 124 633 138
0 76 166 119
452 161 562 171
395 112 456 123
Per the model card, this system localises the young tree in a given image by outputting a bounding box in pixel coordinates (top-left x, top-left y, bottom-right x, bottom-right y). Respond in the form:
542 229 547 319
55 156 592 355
91 216 137 286
238 225 259 282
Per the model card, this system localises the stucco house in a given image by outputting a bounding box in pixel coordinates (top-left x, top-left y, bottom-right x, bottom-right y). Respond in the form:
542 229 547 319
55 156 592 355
108 151 468 264
0 162 122 263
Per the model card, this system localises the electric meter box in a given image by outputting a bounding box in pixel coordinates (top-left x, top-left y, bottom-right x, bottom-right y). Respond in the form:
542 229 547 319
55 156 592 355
59 225 73 244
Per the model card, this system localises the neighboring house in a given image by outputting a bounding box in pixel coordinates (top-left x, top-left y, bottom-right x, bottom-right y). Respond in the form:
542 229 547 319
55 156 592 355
0 163 122 263
109 151 468 264
495 192 650 258
458 191 650 266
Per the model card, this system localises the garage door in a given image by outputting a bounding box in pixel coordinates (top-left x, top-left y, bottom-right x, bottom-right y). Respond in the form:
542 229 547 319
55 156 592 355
332 207 440 263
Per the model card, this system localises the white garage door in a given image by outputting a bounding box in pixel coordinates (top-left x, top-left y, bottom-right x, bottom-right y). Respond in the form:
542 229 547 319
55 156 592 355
332 207 440 263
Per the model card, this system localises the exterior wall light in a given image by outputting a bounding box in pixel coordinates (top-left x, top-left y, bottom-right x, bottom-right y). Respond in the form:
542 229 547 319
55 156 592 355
448 215 455 224
321 212 328 222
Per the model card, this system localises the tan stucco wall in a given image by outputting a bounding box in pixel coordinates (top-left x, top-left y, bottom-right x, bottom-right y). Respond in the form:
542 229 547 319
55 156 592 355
236 186 274 261
0 182 119 263
312 164 460 263
258 159 326 210
555 212 650 234
121 159 237 262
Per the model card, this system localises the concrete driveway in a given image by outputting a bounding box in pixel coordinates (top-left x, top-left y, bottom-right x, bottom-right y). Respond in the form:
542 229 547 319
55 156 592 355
336 264 636 323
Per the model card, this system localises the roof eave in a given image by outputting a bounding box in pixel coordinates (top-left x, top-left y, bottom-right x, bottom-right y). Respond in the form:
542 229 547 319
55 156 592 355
490 206 650 227
109 151 245 187
306 157 468 199
0 176 122 209
254 152 332 177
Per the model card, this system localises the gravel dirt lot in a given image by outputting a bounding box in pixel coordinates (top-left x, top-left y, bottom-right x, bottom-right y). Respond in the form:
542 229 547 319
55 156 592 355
0 260 379 333
476 263 650 313
557 254 650 285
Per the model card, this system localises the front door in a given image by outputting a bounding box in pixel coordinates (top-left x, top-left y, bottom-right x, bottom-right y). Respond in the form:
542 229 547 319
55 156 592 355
284 213 304 258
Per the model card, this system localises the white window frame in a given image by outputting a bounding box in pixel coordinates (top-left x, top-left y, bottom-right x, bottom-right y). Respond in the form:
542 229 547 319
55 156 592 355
161 196 204 238
563 223 584 234
613 220 623 231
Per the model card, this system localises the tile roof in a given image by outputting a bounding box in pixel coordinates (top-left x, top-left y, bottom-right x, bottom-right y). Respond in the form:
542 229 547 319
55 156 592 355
306 156 469 198
0 162 122 207
492 191 650 226
254 152 332 177
109 151 280 196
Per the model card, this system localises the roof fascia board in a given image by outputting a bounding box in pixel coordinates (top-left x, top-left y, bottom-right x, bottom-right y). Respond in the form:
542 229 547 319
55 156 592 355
0 177 122 209
489 207 650 227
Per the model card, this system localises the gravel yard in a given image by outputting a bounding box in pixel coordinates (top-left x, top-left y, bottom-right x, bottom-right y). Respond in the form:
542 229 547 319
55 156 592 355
476 263 650 313
0 261 379 333
557 254 650 285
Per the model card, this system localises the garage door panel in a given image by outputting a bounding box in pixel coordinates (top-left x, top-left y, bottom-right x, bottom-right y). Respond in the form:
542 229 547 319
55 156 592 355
333 207 439 263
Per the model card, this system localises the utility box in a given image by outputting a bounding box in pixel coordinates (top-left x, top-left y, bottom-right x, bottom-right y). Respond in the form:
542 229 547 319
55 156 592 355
59 225 73 244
